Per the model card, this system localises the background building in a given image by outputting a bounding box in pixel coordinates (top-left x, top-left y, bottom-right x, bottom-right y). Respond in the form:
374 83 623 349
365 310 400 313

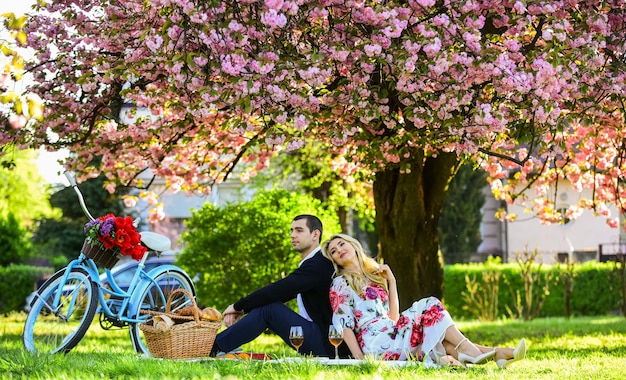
479 181 624 264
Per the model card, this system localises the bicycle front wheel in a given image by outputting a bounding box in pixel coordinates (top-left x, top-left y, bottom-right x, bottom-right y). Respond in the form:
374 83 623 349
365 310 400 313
129 268 195 354
23 267 98 354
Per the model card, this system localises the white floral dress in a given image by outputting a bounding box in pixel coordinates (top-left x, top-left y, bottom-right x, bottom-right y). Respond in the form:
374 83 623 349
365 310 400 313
329 276 453 365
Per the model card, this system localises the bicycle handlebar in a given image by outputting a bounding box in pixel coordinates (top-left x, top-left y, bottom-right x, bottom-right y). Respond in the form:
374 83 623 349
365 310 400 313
64 171 95 221
63 171 77 187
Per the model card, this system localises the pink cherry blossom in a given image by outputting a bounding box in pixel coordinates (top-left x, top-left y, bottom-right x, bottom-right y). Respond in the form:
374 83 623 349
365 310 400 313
0 0 623 230
148 205 165 223
9 114 27 129
123 196 138 208
260 9 287 28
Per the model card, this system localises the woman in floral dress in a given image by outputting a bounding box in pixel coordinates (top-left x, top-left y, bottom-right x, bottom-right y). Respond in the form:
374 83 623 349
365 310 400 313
322 234 526 368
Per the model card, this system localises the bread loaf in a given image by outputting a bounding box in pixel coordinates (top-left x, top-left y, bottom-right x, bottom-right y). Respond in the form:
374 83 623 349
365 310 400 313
173 304 222 321
200 307 222 321
174 305 195 316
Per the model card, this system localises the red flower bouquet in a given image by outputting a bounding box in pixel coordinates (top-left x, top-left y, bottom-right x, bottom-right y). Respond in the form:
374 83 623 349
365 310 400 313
84 213 147 261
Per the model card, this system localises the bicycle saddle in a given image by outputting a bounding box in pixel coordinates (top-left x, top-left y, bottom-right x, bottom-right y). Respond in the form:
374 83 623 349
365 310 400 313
140 231 171 252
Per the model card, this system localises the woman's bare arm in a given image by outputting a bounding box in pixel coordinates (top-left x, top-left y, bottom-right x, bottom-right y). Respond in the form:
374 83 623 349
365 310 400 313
342 328 364 359
377 264 399 321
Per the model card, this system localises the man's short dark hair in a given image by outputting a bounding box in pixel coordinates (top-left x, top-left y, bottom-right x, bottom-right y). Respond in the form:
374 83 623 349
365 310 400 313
293 214 323 244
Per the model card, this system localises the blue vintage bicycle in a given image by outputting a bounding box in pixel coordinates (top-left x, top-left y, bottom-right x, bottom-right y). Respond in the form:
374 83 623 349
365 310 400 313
22 172 196 354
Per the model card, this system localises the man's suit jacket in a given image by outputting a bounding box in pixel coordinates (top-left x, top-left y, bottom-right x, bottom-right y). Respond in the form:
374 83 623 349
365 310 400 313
233 249 334 333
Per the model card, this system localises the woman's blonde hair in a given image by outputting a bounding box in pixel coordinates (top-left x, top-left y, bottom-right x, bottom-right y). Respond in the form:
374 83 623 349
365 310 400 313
321 234 387 294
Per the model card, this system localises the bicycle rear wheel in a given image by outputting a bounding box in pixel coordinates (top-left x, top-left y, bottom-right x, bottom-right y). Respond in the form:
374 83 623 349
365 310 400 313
22 267 98 354
129 268 195 354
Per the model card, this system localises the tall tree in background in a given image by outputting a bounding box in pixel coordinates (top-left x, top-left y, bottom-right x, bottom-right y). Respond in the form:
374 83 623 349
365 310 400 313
0 11 49 266
0 149 57 225
438 163 487 264
3 1 626 306
255 143 376 234
0 149 58 265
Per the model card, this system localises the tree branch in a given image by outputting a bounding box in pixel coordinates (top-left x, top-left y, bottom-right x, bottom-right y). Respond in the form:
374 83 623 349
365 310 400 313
478 147 526 166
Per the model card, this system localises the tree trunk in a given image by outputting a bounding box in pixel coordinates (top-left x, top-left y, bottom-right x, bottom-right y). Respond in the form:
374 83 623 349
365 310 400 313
373 151 459 310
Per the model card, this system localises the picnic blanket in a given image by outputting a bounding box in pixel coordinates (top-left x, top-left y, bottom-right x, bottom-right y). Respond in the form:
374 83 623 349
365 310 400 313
146 352 422 366
265 357 422 367
215 355 422 367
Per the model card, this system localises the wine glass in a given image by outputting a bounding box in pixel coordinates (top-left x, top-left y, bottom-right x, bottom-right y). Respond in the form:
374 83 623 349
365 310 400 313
328 325 343 361
289 325 304 354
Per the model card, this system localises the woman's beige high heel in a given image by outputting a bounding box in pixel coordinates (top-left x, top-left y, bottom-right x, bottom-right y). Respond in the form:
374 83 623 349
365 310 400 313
496 338 526 369
455 338 496 365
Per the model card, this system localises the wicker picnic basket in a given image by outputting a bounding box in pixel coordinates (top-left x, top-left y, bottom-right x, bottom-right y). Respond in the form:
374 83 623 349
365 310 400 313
139 288 221 359
81 238 120 269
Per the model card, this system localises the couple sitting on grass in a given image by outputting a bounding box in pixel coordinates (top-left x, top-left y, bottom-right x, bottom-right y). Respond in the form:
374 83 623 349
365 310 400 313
210 215 526 368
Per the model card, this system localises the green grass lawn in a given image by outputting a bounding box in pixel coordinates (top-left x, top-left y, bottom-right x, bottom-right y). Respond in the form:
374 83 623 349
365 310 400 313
2 312 626 379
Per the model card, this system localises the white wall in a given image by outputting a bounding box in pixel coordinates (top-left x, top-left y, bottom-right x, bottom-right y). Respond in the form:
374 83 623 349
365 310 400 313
151 180 256 218
502 185 621 264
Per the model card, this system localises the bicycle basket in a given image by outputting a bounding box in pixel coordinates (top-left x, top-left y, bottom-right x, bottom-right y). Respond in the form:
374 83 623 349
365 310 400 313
81 239 121 269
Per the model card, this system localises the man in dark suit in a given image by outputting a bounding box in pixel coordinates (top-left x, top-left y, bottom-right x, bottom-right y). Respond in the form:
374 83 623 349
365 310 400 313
213 214 345 357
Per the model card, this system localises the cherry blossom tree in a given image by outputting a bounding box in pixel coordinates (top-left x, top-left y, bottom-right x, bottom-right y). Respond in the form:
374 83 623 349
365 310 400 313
3 0 626 306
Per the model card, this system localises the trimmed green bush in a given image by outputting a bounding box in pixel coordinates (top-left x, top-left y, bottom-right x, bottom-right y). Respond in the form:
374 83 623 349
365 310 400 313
443 261 620 319
569 262 619 316
0 264 53 314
